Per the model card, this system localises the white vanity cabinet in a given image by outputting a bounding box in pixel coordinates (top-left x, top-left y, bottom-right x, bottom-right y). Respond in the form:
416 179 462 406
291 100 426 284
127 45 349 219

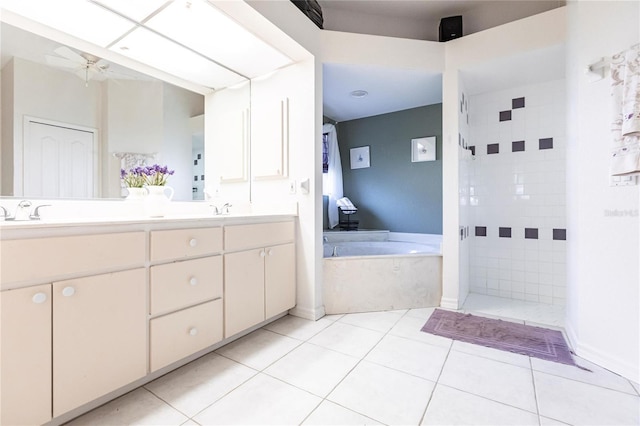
223 221 296 337
148 227 224 372
52 269 146 417
0 232 146 425
0 284 52 426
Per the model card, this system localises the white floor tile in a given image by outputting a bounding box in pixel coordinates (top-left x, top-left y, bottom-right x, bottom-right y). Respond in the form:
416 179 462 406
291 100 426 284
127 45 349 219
389 315 453 349
308 322 384 358
263 315 334 341
193 373 321 425
451 340 531 368
264 343 359 397
531 356 637 395
439 351 537 413
365 334 449 381
322 314 344 322
144 353 257 417
535 371 640 425
405 307 437 320
302 400 381 425
463 293 565 327
215 329 301 370
67 388 188 426
539 416 571 425
422 384 539 425
180 420 200 426
328 361 435 425
338 310 406 333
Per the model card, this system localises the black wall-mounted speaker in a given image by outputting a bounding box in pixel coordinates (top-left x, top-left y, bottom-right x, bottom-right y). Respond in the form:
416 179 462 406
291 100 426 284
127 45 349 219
439 15 463 42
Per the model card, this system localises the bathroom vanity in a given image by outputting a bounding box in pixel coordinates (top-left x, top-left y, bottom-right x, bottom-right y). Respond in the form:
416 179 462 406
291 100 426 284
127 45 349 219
0 214 296 425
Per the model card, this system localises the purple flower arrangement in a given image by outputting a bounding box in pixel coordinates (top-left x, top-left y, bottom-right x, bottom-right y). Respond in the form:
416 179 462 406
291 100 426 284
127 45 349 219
121 164 174 188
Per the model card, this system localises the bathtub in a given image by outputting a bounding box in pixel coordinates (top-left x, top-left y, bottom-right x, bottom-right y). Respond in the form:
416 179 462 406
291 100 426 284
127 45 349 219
323 231 443 314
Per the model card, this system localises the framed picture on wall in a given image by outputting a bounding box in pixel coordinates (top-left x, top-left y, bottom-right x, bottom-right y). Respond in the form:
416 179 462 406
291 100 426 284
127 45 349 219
411 136 436 162
350 146 370 169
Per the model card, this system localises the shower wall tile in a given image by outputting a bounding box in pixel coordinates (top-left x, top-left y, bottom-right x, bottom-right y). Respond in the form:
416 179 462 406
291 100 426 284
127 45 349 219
468 79 566 306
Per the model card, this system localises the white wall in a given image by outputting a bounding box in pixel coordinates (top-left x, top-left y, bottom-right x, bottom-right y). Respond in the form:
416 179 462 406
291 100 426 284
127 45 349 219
321 1 565 41
468 80 567 306
442 7 567 308
566 1 639 381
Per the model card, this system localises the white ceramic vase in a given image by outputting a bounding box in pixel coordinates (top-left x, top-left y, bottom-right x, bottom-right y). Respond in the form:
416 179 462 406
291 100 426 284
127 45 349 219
125 187 148 200
144 185 174 217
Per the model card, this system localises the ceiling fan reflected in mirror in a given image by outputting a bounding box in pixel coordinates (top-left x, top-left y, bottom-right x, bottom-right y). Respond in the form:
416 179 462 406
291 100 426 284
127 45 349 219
45 46 136 86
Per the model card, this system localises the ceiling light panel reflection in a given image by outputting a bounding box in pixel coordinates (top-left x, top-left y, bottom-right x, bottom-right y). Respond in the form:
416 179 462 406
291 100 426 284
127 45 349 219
110 26 247 89
144 0 292 78
1 0 135 47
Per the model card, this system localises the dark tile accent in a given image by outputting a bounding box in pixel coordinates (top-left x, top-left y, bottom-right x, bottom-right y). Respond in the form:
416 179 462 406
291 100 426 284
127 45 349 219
194 159 198 165
553 229 567 240
525 228 539 239
499 110 512 121
469 146 475 156
512 97 525 109
460 228 464 241
512 141 525 152
499 227 512 238
197 154 202 159
194 175 198 181
200 175 205 180
458 133 462 146
475 226 487 237
487 143 500 154
539 138 554 150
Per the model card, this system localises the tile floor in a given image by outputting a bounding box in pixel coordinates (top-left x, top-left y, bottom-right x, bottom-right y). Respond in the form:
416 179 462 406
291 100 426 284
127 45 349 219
69 295 639 426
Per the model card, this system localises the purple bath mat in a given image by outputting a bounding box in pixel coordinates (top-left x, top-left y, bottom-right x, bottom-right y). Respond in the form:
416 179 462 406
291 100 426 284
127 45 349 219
421 309 577 366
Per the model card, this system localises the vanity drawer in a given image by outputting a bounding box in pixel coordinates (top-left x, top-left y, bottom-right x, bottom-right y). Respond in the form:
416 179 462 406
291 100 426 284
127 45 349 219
149 299 223 372
0 232 145 286
150 227 222 262
224 221 294 252
150 256 222 315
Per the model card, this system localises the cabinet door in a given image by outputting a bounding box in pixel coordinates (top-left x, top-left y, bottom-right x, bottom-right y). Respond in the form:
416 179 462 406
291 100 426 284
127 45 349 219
224 249 265 337
0 284 52 426
53 268 146 417
265 243 296 318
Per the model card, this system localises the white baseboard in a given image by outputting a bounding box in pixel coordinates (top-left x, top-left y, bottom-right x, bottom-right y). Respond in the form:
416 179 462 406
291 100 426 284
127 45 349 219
289 304 326 321
440 297 460 310
565 322 639 382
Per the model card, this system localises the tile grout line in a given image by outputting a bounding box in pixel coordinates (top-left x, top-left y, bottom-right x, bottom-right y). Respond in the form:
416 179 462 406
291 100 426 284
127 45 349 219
529 356 543 426
418 334 454 425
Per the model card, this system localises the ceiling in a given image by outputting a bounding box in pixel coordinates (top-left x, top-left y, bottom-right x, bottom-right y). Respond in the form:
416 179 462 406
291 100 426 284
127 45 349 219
319 0 566 122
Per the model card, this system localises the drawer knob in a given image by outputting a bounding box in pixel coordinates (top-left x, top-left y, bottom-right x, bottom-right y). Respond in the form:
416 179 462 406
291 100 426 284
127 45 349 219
189 238 198 247
267 249 273 256
260 250 266 258
189 327 198 336
189 277 198 286
62 286 75 297
32 292 48 304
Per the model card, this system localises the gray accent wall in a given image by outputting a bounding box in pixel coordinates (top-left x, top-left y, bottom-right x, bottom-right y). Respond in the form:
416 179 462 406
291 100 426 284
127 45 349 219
326 104 442 233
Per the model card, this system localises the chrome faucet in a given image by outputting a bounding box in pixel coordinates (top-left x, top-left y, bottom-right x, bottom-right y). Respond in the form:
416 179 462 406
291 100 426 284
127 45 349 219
12 200 32 221
4 200 52 221
29 204 51 220
212 202 232 215
323 236 328 243
331 246 339 257
0 206 8 220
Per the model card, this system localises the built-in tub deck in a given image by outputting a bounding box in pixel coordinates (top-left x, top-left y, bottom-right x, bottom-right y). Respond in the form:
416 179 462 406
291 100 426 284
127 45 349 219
323 230 442 314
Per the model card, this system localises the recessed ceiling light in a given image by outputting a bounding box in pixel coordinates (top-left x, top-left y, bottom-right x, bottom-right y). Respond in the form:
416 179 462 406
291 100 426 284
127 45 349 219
350 90 368 98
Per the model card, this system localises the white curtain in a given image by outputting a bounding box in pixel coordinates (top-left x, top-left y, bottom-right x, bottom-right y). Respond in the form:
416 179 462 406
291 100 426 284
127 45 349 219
323 123 343 229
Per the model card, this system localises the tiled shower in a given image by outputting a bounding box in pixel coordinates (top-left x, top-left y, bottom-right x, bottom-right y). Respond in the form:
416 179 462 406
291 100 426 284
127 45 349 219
464 79 567 306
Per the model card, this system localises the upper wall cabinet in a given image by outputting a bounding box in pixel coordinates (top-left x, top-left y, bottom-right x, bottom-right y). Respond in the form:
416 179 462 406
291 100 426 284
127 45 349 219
205 81 251 199
251 73 291 180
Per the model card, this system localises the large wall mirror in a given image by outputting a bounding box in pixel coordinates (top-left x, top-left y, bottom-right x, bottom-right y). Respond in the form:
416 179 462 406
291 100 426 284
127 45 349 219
1 22 250 201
